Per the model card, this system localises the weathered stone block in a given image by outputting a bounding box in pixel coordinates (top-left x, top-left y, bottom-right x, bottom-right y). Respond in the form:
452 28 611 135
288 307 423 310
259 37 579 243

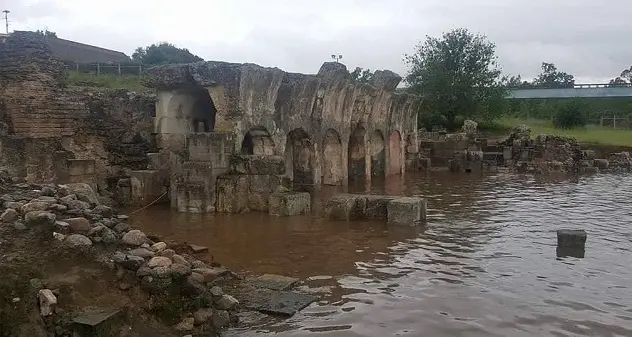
557 229 587 248
364 195 397 220
230 155 285 175
72 310 125 337
324 194 365 220
387 197 427 226
269 192 310 216
593 159 609 170
215 175 249 213
130 170 167 206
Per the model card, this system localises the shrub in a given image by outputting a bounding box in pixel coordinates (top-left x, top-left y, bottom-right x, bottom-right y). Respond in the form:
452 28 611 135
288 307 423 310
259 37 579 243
553 101 587 129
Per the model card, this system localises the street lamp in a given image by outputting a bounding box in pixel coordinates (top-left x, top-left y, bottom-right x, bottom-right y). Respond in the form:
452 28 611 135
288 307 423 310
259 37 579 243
331 54 343 63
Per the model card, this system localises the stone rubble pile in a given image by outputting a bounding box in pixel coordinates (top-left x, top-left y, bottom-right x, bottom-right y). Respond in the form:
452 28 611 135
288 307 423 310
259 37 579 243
0 182 240 333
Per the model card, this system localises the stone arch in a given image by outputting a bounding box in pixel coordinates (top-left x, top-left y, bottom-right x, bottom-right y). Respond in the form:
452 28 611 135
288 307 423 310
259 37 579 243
285 128 316 186
165 87 217 133
241 127 276 155
348 126 366 182
388 130 402 175
370 130 386 179
322 128 343 185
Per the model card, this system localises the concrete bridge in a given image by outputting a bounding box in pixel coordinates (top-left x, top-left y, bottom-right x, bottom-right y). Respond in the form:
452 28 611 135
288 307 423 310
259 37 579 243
508 84 632 99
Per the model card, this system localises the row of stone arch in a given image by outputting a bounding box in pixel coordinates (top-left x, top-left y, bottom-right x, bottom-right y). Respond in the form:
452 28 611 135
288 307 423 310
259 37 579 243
240 126 404 186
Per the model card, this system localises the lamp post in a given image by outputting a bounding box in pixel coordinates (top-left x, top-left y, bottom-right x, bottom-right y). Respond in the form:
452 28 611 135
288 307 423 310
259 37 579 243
331 54 343 63
2 10 9 34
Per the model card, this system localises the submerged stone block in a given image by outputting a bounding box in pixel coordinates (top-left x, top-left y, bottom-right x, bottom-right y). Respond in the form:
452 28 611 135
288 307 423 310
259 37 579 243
364 195 397 220
215 175 249 213
323 194 364 220
229 155 285 175
269 192 311 216
243 288 317 317
387 197 427 226
557 229 587 248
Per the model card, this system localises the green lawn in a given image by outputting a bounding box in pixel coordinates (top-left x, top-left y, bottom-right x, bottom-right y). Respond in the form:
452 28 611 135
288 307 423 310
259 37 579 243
66 71 151 92
498 118 632 147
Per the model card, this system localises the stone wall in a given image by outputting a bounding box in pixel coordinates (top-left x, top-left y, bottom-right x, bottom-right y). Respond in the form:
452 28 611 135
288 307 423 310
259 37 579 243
0 32 156 196
145 60 420 189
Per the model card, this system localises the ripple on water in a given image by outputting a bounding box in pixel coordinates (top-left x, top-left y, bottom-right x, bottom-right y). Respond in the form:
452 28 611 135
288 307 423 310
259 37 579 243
131 172 632 337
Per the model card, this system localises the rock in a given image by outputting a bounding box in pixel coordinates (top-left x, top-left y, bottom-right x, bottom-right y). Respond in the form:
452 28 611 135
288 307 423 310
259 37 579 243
249 274 299 291
53 232 66 241
4 201 24 210
148 256 172 268
87 225 106 237
151 266 172 278
101 218 116 228
40 186 56 197
118 282 132 291
62 183 99 205
209 286 223 298
12 222 26 231
594 158 609 169
129 248 154 258
91 205 114 217
216 294 239 310
64 234 92 248
244 289 318 317
37 196 57 203
189 244 208 253
158 249 175 258
119 255 145 271
462 119 478 133
136 267 152 278
38 289 57 316
0 208 18 223
66 217 91 234
193 309 213 325
140 276 172 295
24 211 56 227
172 254 189 266
151 242 167 252
49 204 68 212
170 263 192 278
58 194 76 204
269 192 311 216
117 214 129 220
191 260 208 269
101 228 118 244
66 199 91 211
20 201 50 213
72 310 125 336
212 310 230 328
324 194 364 220
121 230 148 246
188 272 205 284
174 317 194 332
387 197 427 226
184 274 206 296
113 222 131 233
192 267 229 282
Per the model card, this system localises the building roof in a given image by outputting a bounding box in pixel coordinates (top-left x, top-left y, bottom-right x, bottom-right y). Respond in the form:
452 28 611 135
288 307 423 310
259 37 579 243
44 36 130 64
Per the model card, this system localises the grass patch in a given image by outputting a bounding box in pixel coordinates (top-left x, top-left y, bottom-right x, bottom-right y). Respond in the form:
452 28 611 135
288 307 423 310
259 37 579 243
499 118 632 147
66 71 150 92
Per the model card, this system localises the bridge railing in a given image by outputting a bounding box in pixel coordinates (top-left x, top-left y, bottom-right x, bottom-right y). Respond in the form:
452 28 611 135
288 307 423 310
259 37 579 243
508 83 632 90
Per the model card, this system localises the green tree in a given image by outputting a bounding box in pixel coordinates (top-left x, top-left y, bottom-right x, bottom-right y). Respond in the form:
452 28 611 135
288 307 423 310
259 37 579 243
405 28 507 131
350 67 374 84
35 29 57 37
532 62 575 88
618 66 632 83
132 42 203 65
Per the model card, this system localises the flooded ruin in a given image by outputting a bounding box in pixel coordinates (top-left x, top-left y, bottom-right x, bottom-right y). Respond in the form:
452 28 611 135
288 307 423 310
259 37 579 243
130 172 632 337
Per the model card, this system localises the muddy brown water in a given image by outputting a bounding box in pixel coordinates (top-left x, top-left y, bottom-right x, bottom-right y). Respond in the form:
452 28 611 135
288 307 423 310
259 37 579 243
130 172 632 337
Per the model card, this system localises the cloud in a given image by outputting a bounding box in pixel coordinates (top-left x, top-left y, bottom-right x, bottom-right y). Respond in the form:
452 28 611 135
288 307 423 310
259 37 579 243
3 0 631 82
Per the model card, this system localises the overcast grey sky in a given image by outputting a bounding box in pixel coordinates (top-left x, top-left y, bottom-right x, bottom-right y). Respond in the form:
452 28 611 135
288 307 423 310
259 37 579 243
3 0 631 82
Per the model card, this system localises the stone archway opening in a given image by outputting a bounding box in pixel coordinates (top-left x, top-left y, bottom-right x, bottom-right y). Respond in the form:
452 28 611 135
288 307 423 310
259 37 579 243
285 128 315 186
322 129 343 185
388 130 402 176
241 127 276 155
166 86 217 133
370 130 386 179
348 126 366 182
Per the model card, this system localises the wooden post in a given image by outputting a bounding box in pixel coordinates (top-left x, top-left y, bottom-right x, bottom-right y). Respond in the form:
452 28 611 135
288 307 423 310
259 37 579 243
600 116 604 128
613 115 617 129
96 63 100 76
118 63 121 76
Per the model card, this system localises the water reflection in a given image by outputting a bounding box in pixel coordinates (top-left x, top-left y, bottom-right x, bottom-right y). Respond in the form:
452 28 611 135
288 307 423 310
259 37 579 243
131 172 632 337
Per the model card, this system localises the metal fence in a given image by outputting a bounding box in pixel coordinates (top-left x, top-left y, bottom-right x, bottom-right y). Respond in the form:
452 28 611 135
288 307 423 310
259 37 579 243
64 61 144 76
